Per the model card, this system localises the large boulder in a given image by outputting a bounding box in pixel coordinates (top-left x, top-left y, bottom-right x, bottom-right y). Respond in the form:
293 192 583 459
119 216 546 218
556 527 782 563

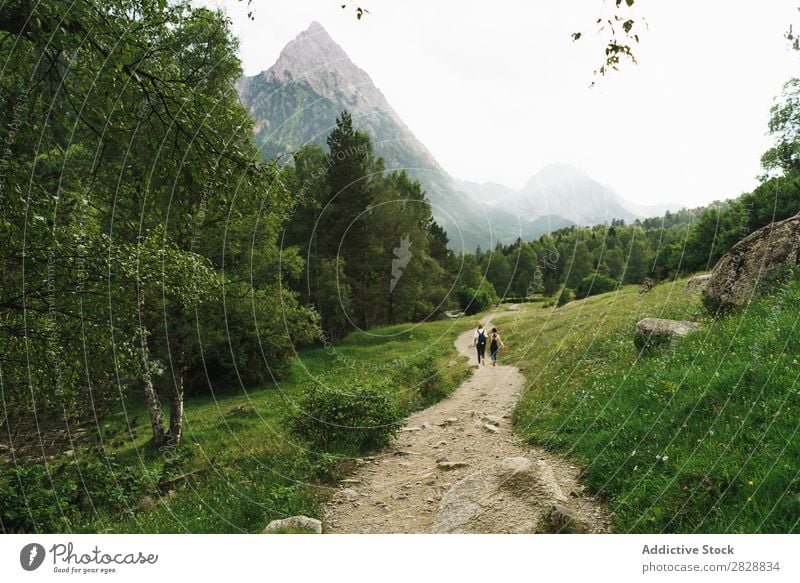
704 213 800 312
634 318 699 351
433 456 569 534
543 504 590 534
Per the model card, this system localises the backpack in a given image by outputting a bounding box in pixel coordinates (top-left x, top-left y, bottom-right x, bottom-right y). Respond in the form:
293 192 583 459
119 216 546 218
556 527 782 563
477 330 486 346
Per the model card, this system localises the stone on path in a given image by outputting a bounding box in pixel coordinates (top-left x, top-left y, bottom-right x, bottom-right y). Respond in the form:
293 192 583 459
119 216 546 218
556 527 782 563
433 456 574 534
264 515 322 534
543 504 590 534
341 488 359 502
437 461 469 470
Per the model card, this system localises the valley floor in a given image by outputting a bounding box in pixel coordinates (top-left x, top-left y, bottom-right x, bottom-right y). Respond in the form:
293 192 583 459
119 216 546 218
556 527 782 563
8 275 799 534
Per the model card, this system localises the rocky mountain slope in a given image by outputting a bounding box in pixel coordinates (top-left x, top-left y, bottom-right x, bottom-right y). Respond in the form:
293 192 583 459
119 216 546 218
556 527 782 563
236 22 676 249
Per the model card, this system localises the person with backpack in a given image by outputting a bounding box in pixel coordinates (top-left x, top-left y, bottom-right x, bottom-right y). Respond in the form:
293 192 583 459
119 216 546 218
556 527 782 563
489 327 506 367
473 324 487 365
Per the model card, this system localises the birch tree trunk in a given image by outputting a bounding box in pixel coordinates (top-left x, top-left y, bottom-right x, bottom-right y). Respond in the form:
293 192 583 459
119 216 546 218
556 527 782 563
138 288 167 444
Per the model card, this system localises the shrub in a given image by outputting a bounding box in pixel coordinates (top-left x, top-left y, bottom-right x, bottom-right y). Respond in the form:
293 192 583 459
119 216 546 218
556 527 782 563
556 287 574 307
0 453 162 533
288 384 402 454
575 273 619 299
456 285 493 315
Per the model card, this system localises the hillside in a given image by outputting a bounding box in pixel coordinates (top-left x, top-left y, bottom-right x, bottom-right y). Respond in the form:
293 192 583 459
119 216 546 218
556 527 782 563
8 269 798 533
0 318 472 533
498 273 800 532
4 0 799 547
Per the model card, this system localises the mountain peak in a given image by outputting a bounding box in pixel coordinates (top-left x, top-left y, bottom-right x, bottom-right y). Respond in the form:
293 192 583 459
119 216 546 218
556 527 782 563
292 20 339 51
237 23 526 251
261 21 349 84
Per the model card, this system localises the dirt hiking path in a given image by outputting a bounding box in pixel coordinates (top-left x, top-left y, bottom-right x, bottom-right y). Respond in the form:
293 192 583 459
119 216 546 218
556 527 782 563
324 311 612 533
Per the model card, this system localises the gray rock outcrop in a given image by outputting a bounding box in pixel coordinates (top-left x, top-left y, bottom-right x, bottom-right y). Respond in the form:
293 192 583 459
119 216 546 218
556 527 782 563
704 213 800 312
433 456 570 533
543 504 591 534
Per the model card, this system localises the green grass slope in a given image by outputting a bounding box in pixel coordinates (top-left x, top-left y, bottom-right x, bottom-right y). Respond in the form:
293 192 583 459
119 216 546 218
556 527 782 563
498 274 800 533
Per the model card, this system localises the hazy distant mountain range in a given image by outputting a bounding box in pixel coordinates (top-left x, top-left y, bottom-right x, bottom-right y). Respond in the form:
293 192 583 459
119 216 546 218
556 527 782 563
460 163 681 226
236 22 681 252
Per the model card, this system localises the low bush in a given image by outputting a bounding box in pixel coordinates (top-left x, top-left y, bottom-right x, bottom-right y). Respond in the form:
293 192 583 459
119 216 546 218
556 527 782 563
288 384 403 455
0 451 165 532
456 285 493 315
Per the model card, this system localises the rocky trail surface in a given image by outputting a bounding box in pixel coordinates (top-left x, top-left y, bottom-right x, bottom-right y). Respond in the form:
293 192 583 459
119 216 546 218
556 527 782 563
324 312 612 533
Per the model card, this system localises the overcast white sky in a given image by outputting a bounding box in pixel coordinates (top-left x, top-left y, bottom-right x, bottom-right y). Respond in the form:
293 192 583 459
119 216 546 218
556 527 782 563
204 0 799 207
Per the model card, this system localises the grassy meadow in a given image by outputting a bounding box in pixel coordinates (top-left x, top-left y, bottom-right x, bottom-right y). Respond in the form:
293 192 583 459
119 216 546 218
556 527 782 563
499 274 800 533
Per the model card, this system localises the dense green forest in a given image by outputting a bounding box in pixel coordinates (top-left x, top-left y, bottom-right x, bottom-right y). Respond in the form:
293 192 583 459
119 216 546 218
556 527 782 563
280 111 457 337
0 1 328 448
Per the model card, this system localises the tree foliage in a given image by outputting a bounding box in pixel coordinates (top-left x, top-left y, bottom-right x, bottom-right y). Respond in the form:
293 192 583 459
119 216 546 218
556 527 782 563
0 0 318 446
282 112 457 337
572 0 641 83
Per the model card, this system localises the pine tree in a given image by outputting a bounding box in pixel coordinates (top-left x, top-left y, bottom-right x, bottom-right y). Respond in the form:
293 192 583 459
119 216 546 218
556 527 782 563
321 111 374 328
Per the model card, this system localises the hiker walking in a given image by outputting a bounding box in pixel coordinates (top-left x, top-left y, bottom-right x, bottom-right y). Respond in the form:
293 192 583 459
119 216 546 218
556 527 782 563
489 327 506 367
473 323 487 365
